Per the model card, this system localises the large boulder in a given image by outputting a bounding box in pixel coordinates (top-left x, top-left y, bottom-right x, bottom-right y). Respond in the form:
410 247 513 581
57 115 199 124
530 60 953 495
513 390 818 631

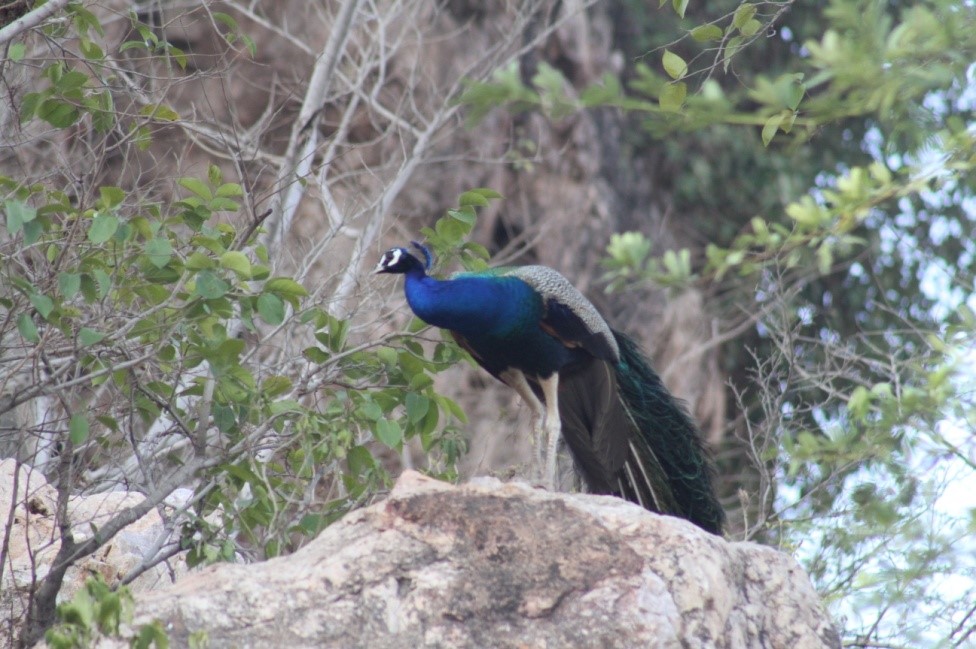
96 471 839 648
0 459 186 647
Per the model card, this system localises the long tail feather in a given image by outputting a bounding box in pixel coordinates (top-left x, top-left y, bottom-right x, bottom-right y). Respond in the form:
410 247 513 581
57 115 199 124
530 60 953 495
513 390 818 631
612 330 725 534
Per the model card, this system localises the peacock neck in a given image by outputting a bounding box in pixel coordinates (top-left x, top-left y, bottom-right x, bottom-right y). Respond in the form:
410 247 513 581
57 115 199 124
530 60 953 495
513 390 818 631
403 270 540 336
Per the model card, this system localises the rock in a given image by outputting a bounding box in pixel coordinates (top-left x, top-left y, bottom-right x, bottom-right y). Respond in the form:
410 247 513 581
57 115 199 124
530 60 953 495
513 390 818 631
0 459 186 647
96 471 840 649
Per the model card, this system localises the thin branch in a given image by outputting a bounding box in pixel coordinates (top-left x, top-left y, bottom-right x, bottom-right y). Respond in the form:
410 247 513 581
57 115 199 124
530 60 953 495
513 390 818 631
0 0 72 48
262 0 364 254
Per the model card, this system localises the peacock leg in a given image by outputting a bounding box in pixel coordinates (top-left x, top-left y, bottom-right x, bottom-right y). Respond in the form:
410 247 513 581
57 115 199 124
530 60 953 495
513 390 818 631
537 374 562 490
499 369 546 479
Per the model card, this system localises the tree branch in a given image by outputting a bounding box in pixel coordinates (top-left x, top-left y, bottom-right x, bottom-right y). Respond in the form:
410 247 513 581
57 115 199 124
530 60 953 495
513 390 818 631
262 0 363 255
0 0 72 48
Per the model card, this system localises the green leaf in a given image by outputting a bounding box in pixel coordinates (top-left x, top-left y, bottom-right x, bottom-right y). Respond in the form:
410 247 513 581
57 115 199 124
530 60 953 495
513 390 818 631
469 187 503 200
56 70 88 91
220 251 251 278
88 213 119 243
9 43 25 62
133 125 152 150
216 183 243 198
120 40 148 53
532 62 569 100
58 272 81 299
662 49 687 80
361 400 383 421
870 382 893 399
30 293 54 318
19 91 41 123
241 34 257 57
347 445 377 475
212 11 240 32
374 419 402 448
269 399 303 415
257 292 285 325
659 82 687 112
185 252 215 270
79 273 97 302
264 277 308 298
145 237 173 268
848 386 871 420
784 80 805 111
179 177 213 201
79 327 105 347
672 0 689 18
79 37 103 60
194 270 229 299
458 191 490 207
166 44 188 70
405 393 430 425
92 269 111 298
37 99 80 128
581 73 623 106
17 313 38 342
98 186 125 209
96 415 119 432
69 414 89 445
690 24 723 41
817 241 834 275
762 112 785 146
139 103 180 121
208 164 222 186
5 199 36 235
261 375 292 398
733 3 757 30
303 346 329 363
213 405 236 433
723 36 744 72
448 206 477 225
740 18 761 37
69 4 104 36
22 219 43 245
208 197 240 212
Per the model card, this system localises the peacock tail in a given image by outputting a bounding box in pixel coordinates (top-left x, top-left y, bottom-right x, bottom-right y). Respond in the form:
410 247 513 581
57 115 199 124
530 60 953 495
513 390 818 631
612 331 725 534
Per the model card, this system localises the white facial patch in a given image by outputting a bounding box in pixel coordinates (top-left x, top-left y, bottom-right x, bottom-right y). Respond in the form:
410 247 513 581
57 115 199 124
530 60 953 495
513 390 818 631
375 247 402 272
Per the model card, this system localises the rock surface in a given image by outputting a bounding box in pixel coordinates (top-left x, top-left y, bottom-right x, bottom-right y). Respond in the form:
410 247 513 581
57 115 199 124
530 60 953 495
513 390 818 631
0 459 186 646
95 471 839 649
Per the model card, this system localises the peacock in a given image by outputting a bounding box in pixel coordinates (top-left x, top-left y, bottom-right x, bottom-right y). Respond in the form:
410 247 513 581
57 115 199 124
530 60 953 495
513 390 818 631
375 242 724 534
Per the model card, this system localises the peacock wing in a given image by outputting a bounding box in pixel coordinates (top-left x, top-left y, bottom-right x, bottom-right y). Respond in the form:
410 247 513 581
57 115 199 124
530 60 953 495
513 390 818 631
506 266 620 363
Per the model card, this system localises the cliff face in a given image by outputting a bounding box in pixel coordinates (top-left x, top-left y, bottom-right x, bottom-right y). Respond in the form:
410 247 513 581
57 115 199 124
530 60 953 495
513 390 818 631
88 472 839 649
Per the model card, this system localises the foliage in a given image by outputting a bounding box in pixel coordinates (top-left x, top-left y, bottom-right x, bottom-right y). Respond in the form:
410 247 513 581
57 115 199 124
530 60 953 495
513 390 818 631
1 153 476 559
44 575 168 649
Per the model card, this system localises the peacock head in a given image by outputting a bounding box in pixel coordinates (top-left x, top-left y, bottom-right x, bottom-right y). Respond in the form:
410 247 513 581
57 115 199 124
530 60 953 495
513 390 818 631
374 241 432 275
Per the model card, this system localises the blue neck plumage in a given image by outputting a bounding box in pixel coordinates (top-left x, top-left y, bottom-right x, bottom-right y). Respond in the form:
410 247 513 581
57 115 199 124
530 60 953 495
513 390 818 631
403 268 538 337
